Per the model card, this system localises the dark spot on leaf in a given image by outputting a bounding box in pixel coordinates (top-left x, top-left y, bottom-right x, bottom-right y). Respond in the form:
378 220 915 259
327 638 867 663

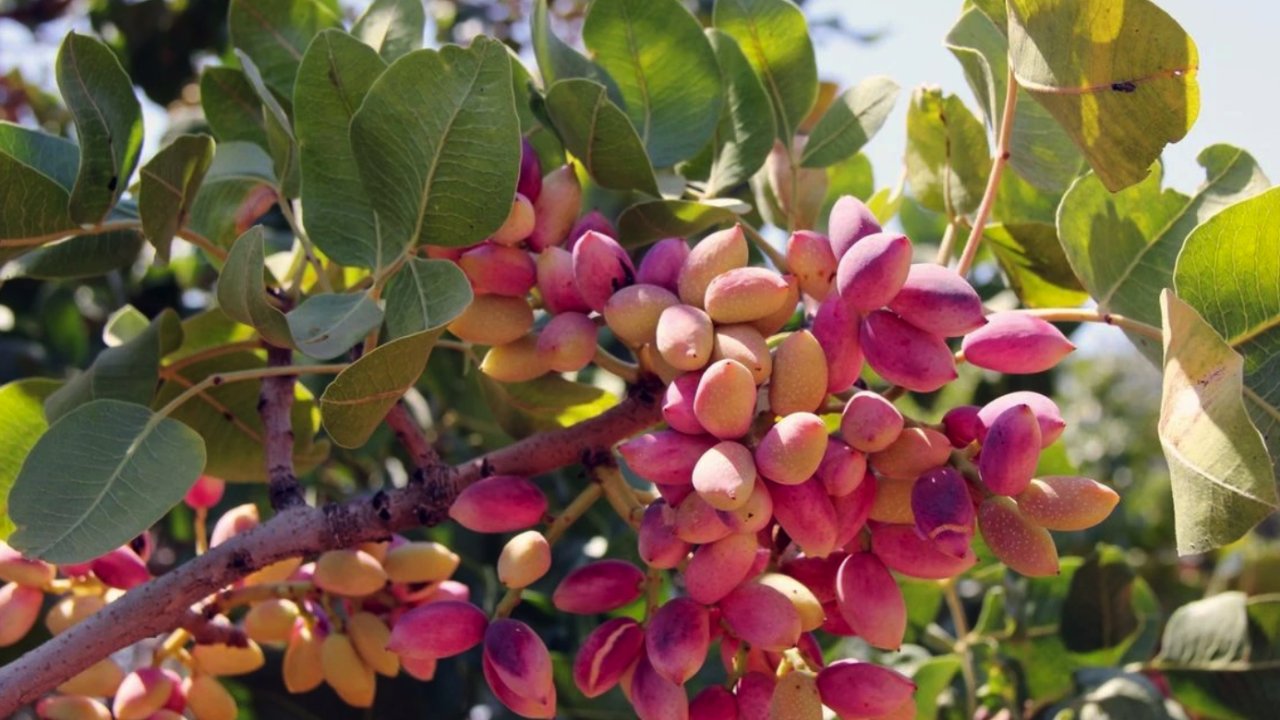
1111 81 1137 93
107 175 118 192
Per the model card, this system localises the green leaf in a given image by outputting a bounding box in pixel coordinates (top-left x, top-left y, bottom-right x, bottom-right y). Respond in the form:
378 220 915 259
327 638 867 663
544 79 660 196
353 0 425 62
217 227 293 348
1154 592 1280 720
44 309 183 423
0 379 60 540
8 399 206 563
294 30 388 269
56 33 144 225
912 655 962 720
582 0 722 168
800 76 900 169
8 229 143 280
1007 0 1199 192
905 88 991 216
0 121 79 190
479 374 619 440
104 305 150 346
286 292 383 360
1060 545 1140 654
1063 670 1182 720
235 50 299 198
617 198 743 247
139 134 215 262
984 222 1088 309
530 0 622 103
228 0 342 98
1057 146 1268 357
350 38 521 249
321 330 439 449
703 30 774 197
946 5 1082 191
1158 291 1277 554
200 68 269 148
712 0 817 142
383 257 473 340
817 152 876 231
188 142 278 250
154 351 328 482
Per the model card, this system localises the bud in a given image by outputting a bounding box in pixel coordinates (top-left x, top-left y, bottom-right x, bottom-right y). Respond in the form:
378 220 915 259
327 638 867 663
348 612 400 677
536 246 592 314
491 193 538 246
1016 476 1119 531
768 331 828 416
694 359 757 439
209 503 258 548
639 501 692 569
769 671 822 720
192 639 265 676
870 427 952 480
888 263 986 336
769 478 839 558
313 549 387 597
630 653 690 720
720 582 801 652
755 413 827 485
0 582 42 646
574 617 645 697
619 431 719 486
663 372 707 434
459 243 537 297
835 552 906 650
89 546 150 590
388 600 488 659
484 619 556 712
568 210 618 249
518 138 542 202
678 226 749 307
36 696 112 720
657 304 716 371
58 658 124 697
712 324 772 384
832 476 877 548
860 310 957 392
757 573 824 632
685 533 760 605
450 475 548 533
786 230 836 300
912 466 976 558
45 594 105 635
647 597 711 684
978 391 1065 448
112 668 172 720
605 284 680 346
322 633 376 707
719 478 774 534
480 334 551 383
528 164 582 251
827 195 882 258
283 621 325 693
704 268 791 324
942 404 983 448
447 294 534 345
183 474 225 510
811 295 863 394
868 476 915 525
815 660 916 718
870 523 977 579
243 598 300 645
0 542 54 587
978 496 1060 576
573 230 636 311
960 312 1075 374
690 685 739 720
693 441 758 511
674 491 734 544
835 232 912 312
979 404 1042 496
816 439 866 497
636 237 692 292
553 559 646 614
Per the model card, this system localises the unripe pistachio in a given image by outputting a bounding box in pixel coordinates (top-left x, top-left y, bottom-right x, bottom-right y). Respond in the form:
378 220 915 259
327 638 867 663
942 404 983 448
685 533 759 605
639 501 691 569
676 491 734 544
978 496 1060 576
768 330 828 416
192 638 265 676
978 391 1065 448
45 594 105 635
769 671 822 720
537 312 598 372
527 164 582 251
1015 476 1119 531
769 478 839 558
348 611 400 677
816 439 867 497
835 552 906 650
244 556 302 587
637 237 691 292
243 598 300 645
630 653 690 720
574 617 645 697
322 633 376 707
89 546 149 590
498 531 552 588
447 294 533 345
735 672 777 720
0 542 54 587
961 312 1075 374
183 675 237 720
835 232 912 312
712 324 772 384
679 226 749 307
567 210 618 249
868 476 916 525
450 475 548 533
313 549 387 597
58 658 124 697
283 621 325 693
979 403 1042 496
480 334 551 382
827 195 882 258
484 619 556 711
490 193 537 246
720 581 801 652
36 695 112 720
757 573 824 632
719 478 774 534
755 413 827 485
911 466 976 558
787 230 836 300
209 503 258 548
0 582 41 646
704 268 790 324
573 230 636 311
690 685 739 720
693 441 758 511
518 138 542 202
860 309 957 392
750 273 800 337
832 475 877 548
657 304 715 371
535 246 591 314
811 295 863 394
605 284 680 346
694 359 758 439
619 431 719 485
663 372 707 434
869 427 952 480
888 263 986 336
184 474 225 510
870 523 978 579
815 660 916 718
388 600 487 659
647 597 711 684
383 541 460 585
553 559 646 614
112 668 172 720
459 243 536 297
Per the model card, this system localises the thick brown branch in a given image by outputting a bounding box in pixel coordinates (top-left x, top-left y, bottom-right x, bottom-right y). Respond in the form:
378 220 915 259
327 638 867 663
0 392 660 714
261 344 304 510
384 402 447 487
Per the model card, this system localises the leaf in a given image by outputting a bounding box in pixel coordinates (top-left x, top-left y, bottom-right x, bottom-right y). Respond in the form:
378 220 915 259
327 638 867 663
617 198 743 247
383 257 473 340
8 399 206 563
353 0 425 62
8 229 144 280
0 379 60 540
712 0 818 142
286 292 384 360
1064 670 1182 720
44 309 183 423
228 0 342 98
1157 291 1277 554
984 222 1088 309
1007 0 1199 192
217 227 293 347
1060 545 1140 653
350 38 521 249
912 655 962 720
544 79 660 196
294 30 387 269
703 30 774 197
154 352 328 483
0 121 79 190
800 76 900 169
479 374 619 440
56 33 144 225
188 142 278 249
905 88 991 216
530 0 622 103
200 68 269 147
104 305 150 346
1154 592 1280 720
321 330 438 449
1057 146 1268 357
819 152 875 229
139 134 215 262
946 5 1082 191
235 50 299 198
582 0 722 168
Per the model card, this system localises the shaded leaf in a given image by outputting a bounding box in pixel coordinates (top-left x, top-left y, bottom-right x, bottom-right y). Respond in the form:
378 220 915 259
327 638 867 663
228 0 341 98
200 68 269 147
800 76 899 168
704 29 774 197
236 50 299 198
353 0 425 62
544 79 660 196
912 655 962 720
383 257 473 340
1061 545 1140 653
286 292 383 360
188 142 278 250
905 88 991 216
0 121 79 190
984 222 1088 309
0 379 60 540
8 229 143 280
617 198 744 247
479 374 619 440
139 134 215 262
104 305 150 346
712 0 817 142
530 0 621 103
217 227 292 347
321 330 439 448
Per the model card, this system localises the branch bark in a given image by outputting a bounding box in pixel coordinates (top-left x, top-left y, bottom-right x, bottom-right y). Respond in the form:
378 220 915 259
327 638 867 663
0 393 660 714
261 344 304 510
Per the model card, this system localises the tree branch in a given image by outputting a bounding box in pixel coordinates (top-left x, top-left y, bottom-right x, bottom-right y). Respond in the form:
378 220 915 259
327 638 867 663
0 392 661 714
261 344 304 511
